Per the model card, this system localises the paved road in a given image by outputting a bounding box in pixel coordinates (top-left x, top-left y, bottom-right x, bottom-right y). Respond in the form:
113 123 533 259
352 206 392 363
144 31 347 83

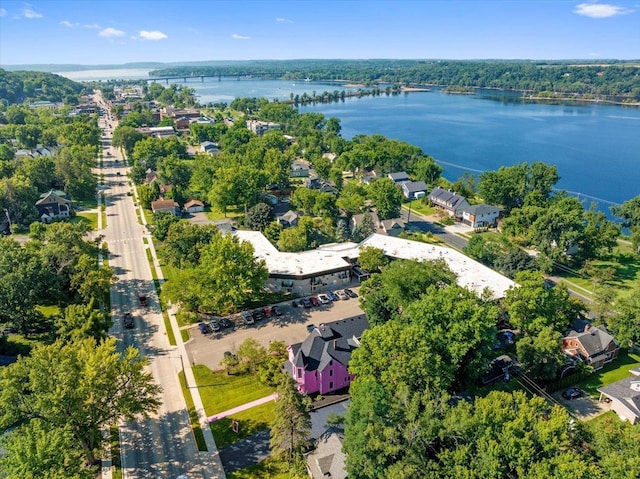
400 207 469 251
97 95 224 478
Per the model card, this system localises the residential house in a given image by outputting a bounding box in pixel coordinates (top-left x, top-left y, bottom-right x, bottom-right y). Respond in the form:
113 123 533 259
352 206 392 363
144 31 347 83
29 100 58 110
351 210 405 237
401 180 428 200
277 210 300 228
460 204 500 228
306 177 321 189
291 159 311 178
287 315 369 395
151 199 180 216
429 186 471 219
183 199 204 214
360 170 377 185
175 116 191 130
305 427 347 479
246 119 280 137
322 152 338 162
562 324 620 370
200 141 220 155
35 190 72 223
190 116 215 125
598 367 640 424
351 210 381 235
145 169 158 186
380 218 405 236
388 171 410 184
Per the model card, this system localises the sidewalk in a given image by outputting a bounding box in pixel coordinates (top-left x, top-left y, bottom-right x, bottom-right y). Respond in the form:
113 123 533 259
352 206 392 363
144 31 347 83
208 393 278 422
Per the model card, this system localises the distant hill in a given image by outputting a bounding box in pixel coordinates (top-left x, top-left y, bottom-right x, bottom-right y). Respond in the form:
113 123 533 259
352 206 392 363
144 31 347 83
0 69 85 105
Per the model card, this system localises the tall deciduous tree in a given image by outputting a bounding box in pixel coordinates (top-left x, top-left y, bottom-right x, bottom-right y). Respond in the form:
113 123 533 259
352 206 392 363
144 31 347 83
367 177 403 219
0 338 161 465
270 375 312 462
358 246 388 272
607 286 640 348
55 300 112 342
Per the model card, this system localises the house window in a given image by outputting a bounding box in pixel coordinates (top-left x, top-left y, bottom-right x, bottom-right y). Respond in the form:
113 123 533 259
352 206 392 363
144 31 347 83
297 368 302 379
329 369 333 377
329 360 333 366
329 382 333 390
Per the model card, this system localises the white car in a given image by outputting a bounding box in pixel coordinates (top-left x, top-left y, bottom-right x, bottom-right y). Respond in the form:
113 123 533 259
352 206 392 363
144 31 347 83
335 290 349 300
318 294 331 304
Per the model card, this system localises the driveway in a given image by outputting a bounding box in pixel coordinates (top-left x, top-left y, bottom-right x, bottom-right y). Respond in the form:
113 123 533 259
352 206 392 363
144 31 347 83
554 391 610 420
184 290 365 371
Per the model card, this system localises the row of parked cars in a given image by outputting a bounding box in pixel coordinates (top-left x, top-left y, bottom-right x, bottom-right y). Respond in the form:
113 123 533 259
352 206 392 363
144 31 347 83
293 288 358 309
241 305 283 325
198 317 233 334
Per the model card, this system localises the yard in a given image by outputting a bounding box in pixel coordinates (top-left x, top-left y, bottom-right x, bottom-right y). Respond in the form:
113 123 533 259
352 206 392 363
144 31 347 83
205 205 243 221
191 365 276 448
577 349 640 397
403 199 435 217
72 211 98 230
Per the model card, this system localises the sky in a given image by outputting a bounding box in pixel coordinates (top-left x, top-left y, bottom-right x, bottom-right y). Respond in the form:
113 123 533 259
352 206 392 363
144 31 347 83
0 0 639 65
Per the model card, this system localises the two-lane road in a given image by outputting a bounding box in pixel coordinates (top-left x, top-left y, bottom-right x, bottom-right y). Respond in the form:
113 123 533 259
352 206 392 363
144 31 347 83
98 107 224 478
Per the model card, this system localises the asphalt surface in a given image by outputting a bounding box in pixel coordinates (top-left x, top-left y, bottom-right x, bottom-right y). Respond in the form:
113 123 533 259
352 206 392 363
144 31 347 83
98 96 224 479
400 207 469 251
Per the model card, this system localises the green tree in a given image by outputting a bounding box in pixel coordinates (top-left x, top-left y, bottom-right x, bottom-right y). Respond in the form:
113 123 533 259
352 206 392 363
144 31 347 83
611 194 640 229
263 220 283 244
70 254 117 304
244 202 273 231
112 126 144 156
291 187 318 215
367 178 403 219
55 300 112 342
411 155 442 185
516 326 565 381
270 375 312 462
161 223 220 268
607 286 640 348
236 337 267 374
151 211 180 241
358 246 388 272
0 337 161 465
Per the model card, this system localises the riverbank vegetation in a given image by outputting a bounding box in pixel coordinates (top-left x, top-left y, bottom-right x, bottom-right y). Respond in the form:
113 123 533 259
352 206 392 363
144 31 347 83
149 59 640 103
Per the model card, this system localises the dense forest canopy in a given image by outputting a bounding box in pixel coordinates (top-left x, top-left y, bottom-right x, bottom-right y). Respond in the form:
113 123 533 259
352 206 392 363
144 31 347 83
0 69 85 105
149 59 640 101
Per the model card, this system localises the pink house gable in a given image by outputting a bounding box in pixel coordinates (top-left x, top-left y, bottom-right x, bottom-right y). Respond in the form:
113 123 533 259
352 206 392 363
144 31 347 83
286 315 369 395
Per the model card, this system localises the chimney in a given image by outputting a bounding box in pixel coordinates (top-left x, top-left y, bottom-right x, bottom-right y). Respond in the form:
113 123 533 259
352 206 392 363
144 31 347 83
333 340 337 349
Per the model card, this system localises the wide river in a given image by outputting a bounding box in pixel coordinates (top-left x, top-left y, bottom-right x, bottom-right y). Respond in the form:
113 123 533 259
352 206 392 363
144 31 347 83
58 68 640 208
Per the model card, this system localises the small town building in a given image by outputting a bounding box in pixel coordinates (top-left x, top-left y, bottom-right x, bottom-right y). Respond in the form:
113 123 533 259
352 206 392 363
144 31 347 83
388 171 410 184
429 186 471 219
35 189 72 223
277 210 300 228
246 119 280 137
305 427 347 479
291 159 311 178
137 126 176 139
598 368 640 424
562 324 620 370
359 171 377 185
286 315 369 395
151 199 180 216
460 204 500 228
200 141 220 155
184 199 205 214
401 180 428 200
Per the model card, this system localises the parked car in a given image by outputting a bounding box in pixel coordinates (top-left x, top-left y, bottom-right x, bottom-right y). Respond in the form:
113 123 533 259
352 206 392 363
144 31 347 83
318 294 331 304
292 300 298 308
306 324 316 332
242 311 254 325
562 387 583 400
326 290 338 302
197 322 210 334
272 305 283 316
220 318 233 329
335 290 349 300
138 292 148 306
310 296 320 307
301 298 312 308
124 312 134 329
209 320 221 332
252 310 264 321
344 288 358 298
262 306 273 317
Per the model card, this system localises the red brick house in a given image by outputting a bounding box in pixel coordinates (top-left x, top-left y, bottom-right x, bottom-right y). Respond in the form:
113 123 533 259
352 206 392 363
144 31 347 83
562 324 620 370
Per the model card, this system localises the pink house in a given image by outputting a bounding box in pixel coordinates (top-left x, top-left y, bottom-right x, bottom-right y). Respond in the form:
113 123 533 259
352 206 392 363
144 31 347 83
286 315 369 395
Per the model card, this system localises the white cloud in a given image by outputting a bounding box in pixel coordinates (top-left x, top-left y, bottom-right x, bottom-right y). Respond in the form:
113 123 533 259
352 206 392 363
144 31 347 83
99 27 125 37
231 33 251 40
60 20 79 28
276 17 293 23
138 30 168 40
0 8 6 17
574 2 633 18
83 23 101 29
23 6 42 18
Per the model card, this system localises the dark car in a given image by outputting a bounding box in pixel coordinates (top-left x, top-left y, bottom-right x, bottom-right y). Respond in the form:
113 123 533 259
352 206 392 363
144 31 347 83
197 322 210 334
252 310 264 321
220 318 232 328
309 296 320 307
124 312 134 329
562 387 583 400
301 298 312 308
345 288 358 298
326 290 338 302
292 300 298 308
272 305 283 316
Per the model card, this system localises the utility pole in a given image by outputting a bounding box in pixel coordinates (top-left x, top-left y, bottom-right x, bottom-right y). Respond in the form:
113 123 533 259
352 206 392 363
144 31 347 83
3 208 11 232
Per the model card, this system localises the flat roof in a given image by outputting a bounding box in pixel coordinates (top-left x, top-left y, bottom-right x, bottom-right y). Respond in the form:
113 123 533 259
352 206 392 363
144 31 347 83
234 231 515 298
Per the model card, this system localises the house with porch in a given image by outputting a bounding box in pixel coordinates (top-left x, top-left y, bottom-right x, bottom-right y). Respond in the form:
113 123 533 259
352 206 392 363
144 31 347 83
562 324 620 370
287 315 369 395
35 190 72 222
428 186 470 219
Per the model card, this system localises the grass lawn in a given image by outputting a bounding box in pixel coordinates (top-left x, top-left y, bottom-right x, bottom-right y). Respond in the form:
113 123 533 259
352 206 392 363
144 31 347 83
204 205 243 221
75 197 98 209
178 371 207 451
36 304 60 317
72 212 98 230
403 200 435 217
577 349 640 397
556 241 640 301
227 458 303 479
192 365 275 415
209 400 276 448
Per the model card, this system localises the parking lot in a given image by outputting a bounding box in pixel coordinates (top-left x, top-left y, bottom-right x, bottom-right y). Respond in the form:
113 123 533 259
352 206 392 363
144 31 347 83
184 289 365 371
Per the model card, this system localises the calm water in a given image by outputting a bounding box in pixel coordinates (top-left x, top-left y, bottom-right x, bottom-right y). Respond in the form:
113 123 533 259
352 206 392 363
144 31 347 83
57 68 640 208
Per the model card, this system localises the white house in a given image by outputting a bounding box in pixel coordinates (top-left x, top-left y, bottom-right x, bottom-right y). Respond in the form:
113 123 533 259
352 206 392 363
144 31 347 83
460 204 500 228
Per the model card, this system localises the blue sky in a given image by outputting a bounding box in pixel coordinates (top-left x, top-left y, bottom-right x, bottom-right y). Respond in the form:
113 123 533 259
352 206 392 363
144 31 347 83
1 0 638 65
